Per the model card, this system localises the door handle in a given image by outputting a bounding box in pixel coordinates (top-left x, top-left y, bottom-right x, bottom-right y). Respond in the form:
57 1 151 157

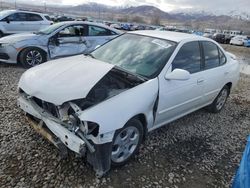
224 71 229 75
197 79 204 84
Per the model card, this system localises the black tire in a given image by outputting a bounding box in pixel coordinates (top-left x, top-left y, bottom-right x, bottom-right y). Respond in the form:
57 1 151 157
111 118 143 167
206 85 230 113
20 47 47 68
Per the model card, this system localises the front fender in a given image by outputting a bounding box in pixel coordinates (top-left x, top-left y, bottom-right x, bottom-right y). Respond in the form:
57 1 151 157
14 39 48 52
78 78 159 135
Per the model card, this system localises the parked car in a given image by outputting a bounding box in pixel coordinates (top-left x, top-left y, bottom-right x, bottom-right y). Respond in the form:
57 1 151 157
203 33 213 39
224 34 234 44
55 16 75 22
244 37 250 47
110 23 122 30
17 31 239 176
212 33 226 43
230 35 248 46
0 10 53 37
0 21 122 68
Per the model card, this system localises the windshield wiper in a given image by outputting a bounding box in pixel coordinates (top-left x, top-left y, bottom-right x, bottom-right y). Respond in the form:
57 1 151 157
114 66 148 82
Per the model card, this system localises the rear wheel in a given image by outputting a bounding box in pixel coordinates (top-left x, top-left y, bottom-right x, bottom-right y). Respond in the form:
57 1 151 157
206 85 229 113
20 48 46 68
111 119 143 166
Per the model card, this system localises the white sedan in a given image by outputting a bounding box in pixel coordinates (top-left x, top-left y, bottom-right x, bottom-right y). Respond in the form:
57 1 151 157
230 35 248 46
17 31 240 176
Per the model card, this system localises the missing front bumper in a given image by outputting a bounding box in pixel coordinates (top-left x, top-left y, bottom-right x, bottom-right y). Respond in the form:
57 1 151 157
26 116 70 158
17 95 86 156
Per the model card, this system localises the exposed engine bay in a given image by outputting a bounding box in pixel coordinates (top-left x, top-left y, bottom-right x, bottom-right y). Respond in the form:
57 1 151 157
72 67 146 110
18 66 147 177
20 67 146 139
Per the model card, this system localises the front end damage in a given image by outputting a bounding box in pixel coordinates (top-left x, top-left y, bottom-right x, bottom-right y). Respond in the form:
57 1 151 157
17 65 147 177
17 92 114 177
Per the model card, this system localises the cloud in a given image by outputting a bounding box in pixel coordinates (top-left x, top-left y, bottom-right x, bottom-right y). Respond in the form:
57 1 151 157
14 0 250 13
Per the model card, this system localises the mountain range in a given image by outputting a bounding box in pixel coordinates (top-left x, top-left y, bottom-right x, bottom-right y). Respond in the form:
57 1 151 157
1 1 250 32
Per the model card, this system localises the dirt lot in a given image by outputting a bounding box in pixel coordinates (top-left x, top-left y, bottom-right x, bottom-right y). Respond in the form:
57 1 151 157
0 45 250 188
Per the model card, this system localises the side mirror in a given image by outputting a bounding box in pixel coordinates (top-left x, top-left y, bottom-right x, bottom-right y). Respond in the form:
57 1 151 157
165 69 191 81
6 18 10 24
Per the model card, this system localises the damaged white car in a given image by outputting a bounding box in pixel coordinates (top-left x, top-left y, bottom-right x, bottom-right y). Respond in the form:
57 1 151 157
17 31 240 176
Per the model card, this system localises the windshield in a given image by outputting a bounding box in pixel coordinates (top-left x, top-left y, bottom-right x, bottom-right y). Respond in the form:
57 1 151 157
0 10 13 18
35 23 64 35
91 34 176 78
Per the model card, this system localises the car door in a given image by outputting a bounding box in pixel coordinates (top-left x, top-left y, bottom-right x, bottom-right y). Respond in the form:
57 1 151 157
1 13 28 33
155 41 205 126
200 41 229 104
85 25 117 53
48 25 87 59
25 13 45 31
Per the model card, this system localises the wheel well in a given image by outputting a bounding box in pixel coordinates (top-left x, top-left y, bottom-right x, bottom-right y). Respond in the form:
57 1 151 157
17 47 47 64
225 82 232 94
133 114 148 140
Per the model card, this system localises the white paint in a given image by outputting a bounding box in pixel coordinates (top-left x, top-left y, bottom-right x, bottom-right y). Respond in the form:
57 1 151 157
18 55 114 105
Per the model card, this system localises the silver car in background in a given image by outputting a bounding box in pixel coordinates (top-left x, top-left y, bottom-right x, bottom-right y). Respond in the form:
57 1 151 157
0 10 53 37
0 21 122 68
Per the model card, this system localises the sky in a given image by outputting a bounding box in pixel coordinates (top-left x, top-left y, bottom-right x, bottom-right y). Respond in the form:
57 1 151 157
13 0 250 13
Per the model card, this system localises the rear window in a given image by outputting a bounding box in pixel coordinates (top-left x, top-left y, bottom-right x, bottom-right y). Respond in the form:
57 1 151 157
45 15 51 21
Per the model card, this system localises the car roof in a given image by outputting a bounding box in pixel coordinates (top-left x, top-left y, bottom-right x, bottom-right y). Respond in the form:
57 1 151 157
129 30 208 43
4 9 46 15
58 21 123 34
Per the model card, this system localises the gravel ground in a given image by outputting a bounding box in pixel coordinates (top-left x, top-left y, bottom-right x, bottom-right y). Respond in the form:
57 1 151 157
0 45 250 188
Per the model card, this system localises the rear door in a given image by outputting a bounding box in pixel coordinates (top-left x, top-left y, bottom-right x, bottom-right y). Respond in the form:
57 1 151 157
85 25 117 53
200 41 229 104
48 25 87 59
25 13 46 31
155 41 205 126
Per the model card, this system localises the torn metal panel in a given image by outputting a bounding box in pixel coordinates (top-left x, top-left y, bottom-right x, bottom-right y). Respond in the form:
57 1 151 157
17 94 86 155
78 78 159 136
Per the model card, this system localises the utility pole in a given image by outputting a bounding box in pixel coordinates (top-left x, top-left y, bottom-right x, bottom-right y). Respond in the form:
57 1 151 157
15 0 17 9
44 1 47 13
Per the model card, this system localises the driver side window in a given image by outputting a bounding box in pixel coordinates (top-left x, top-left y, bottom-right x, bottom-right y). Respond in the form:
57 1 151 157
58 25 85 37
172 41 201 74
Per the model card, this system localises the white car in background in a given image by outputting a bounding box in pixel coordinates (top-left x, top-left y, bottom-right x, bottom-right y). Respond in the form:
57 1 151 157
230 35 248 46
17 31 239 176
0 10 53 37
0 21 122 68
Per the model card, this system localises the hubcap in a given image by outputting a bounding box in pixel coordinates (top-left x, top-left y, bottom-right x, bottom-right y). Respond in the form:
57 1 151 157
216 89 228 110
111 126 140 163
26 50 43 66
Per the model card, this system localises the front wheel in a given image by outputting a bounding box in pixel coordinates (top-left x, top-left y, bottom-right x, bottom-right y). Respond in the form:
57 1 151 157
206 85 229 113
20 48 46 68
111 119 143 166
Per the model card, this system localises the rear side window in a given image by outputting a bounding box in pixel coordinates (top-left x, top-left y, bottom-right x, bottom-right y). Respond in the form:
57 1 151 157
219 49 226 65
88 25 111 36
202 41 220 69
44 16 51 21
172 41 201 74
27 13 43 21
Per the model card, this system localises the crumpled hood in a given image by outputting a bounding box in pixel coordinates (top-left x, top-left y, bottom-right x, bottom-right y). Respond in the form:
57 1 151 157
0 33 40 44
18 55 114 105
